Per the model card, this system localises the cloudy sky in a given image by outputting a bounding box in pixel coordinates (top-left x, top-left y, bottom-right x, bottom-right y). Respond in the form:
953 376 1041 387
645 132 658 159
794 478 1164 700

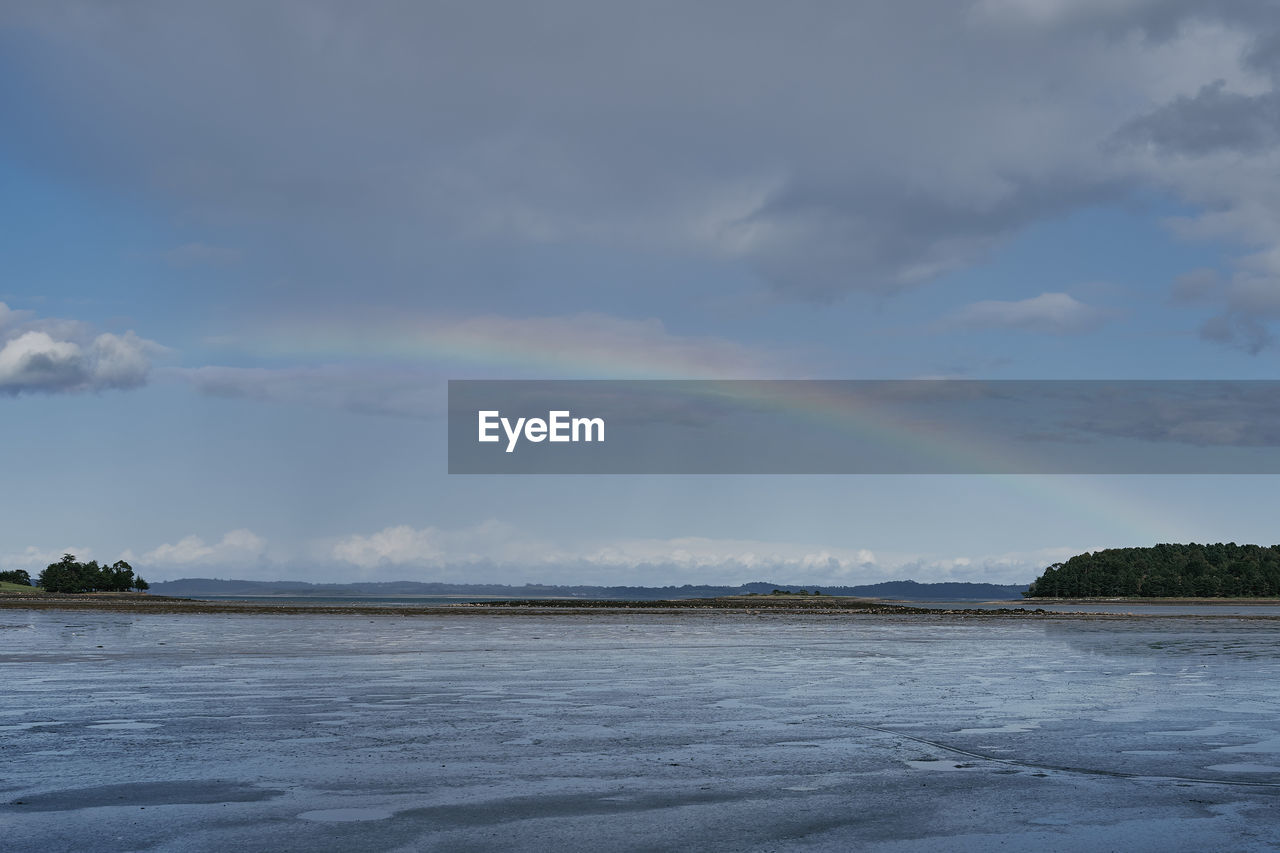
4 0 1280 586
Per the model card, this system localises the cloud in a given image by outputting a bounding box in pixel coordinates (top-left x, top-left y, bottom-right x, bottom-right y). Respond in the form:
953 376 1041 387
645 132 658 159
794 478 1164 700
6 524 1077 585
331 525 443 569
947 292 1107 334
576 537 879 576
329 521 525 571
329 522 882 584
140 529 267 567
1120 80 1280 157
1199 312 1273 354
0 303 163 395
0 544 93 570
9 1 1280 346
1166 259 1280 352
727 179 1123 300
0 302 30 331
1106 17 1280 351
0 1 1260 305
327 522 1073 585
888 546 1080 585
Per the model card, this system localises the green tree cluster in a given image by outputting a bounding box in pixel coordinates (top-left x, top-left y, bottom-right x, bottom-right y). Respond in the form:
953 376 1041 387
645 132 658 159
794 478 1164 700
36 555 149 594
0 569 32 586
1025 543 1280 598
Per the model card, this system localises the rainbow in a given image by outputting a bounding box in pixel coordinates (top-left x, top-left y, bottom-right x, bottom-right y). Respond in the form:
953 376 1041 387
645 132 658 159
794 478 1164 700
232 313 1188 548
241 313 774 379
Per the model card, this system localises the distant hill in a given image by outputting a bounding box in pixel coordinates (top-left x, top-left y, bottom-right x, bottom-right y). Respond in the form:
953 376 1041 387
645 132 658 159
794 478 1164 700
1025 543 1280 597
827 580 1028 600
149 577 1028 601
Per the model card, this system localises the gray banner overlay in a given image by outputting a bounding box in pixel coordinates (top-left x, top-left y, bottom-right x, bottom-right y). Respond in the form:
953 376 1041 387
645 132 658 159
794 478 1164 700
448 380 1280 474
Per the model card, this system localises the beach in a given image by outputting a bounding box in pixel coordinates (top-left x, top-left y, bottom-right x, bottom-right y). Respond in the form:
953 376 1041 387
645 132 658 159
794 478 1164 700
4 607 1280 851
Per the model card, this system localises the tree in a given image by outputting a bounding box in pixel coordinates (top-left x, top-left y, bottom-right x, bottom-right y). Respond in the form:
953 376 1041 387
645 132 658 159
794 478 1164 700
36 555 148 594
106 560 136 592
38 554 86 593
1025 543 1280 598
0 569 32 586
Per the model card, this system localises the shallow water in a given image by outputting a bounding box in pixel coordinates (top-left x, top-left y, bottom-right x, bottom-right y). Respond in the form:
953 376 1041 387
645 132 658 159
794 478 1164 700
3 611 1279 851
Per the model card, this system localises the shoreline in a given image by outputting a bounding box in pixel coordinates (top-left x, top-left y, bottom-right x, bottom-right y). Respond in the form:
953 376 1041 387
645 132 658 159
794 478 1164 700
0 592 1020 616
5 591 1280 618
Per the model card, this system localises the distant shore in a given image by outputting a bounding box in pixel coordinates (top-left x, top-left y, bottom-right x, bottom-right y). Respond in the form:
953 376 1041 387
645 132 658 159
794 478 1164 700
7 589 1280 617
0 590 1049 616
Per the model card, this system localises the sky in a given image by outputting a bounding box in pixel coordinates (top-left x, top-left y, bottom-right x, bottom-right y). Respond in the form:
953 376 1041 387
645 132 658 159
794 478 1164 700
4 0 1280 587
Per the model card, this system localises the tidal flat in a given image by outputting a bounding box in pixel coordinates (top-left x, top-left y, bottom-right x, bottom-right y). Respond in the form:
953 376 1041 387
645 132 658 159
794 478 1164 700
3 611 1280 852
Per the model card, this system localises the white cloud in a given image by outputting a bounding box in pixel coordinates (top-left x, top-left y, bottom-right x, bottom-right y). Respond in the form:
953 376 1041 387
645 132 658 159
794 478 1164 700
576 537 878 575
0 544 93 570
90 332 155 387
0 303 162 395
331 524 884 575
331 525 443 569
0 331 82 390
7 527 1074 586
948 292 1107 334
141 529 267 567
330 521 521 570
889 546 1080 585
330 523 883 585
324 522 1081 585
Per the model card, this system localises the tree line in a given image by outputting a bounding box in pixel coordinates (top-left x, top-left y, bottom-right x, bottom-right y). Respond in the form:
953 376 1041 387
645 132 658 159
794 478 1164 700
0 569 33 586
0 555 150 594
1025 543 1280 598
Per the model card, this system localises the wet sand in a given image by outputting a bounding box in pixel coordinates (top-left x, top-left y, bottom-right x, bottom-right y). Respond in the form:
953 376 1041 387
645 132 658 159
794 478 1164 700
4 609 1280 851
